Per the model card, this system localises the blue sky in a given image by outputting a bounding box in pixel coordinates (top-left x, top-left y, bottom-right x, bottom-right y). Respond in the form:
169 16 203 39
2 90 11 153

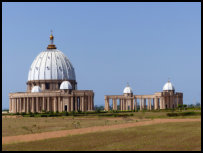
2 2 201 109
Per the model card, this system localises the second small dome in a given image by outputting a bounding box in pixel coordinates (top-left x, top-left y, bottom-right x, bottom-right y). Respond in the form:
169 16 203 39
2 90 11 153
60 81 72 90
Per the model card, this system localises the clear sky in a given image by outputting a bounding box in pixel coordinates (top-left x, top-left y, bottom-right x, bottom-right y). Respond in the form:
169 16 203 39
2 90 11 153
2 2 201 109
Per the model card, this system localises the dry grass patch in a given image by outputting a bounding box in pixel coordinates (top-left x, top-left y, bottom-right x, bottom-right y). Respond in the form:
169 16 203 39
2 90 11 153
2 121 201 151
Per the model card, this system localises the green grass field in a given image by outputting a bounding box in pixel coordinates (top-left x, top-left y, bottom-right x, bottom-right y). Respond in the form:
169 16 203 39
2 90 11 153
2 110 201 137
2 121 201 151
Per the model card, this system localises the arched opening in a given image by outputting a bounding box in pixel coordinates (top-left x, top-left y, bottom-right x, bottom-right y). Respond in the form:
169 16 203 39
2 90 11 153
64 105 67 111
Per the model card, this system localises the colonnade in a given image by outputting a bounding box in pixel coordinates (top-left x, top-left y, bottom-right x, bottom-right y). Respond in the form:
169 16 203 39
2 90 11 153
104 95 183 111
9 95 94 113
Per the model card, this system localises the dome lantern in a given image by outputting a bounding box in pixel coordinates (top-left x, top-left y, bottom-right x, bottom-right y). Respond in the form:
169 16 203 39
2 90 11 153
47 30 57 49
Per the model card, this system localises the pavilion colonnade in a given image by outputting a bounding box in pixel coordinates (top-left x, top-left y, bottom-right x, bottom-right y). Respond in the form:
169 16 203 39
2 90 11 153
9 95 94 113
104 95 183 111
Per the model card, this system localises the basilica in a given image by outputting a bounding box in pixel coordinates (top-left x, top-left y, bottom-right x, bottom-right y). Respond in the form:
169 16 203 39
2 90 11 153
9 33 183 114
9 33 94 113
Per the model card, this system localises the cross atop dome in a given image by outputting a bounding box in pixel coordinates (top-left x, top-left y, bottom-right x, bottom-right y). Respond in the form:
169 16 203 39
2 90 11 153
47 30 57 49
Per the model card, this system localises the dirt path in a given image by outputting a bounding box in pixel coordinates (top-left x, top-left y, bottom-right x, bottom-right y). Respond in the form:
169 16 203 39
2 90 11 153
2 118 201 145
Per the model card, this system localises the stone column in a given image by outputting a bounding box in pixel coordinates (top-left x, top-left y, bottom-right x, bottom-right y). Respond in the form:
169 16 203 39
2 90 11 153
10 99 12 113
162 97 166 109
42 97 45 111
171 96 174 109
26 97 29 113
147 98 150 110
113 98 117 110
149 98 152 110
67 97 71 112
32 97 35 113
154 97 158 110
71 96 74 111
81 96 84 112
130 99 133 111
92 95 94 110
90 96 93 111
120 99 122 111
123 99 125 111
85 96 88 111
53 97 57 112
9 98 12 113
11 99 14 113
14 99 17 113
159 97 162 109
132 98 135 111
75 97 78 112
47 97 50 112
176 96 179 108
89 96 92 111
13 99 15 113
23 97 26 113
15 99 18 113
36 97 39 112
139 98 142 110
170 96 172 109
58 97 60 112
134 98 137 111
144 98 146 110
19 98 21 113
104 96 109 111
61 98 64 112
9 98 11 113
107 98 110 111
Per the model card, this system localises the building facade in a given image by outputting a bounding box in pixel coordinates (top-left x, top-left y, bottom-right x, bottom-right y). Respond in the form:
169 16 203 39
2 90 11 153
9 33 94 113
104 81 183 111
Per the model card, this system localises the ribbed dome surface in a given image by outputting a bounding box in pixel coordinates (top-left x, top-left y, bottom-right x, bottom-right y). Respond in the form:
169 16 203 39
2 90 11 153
28 49 76 81
60 81 72 90
163 81 175 91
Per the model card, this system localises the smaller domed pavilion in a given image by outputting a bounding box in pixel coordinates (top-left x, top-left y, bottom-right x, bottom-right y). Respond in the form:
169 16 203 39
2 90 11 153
104 80 183 111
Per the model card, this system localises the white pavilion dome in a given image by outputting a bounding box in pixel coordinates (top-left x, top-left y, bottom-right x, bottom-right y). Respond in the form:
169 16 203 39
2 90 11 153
60 81 72 90
31 86 42 92
163 81 175 91
123 84 133 94
28 49 76 81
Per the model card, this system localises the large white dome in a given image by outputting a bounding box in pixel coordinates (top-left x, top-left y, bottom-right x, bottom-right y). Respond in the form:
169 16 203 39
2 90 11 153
28 49 76 81
163 81 175 91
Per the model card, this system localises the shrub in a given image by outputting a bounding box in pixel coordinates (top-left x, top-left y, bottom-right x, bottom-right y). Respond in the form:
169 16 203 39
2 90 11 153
167 112 201 117
167 113 178 117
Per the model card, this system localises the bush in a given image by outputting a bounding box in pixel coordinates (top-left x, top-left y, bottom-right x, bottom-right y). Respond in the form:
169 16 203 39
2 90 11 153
95 109 101 113
167 112 201 117
62 111 69 116
167 113 178 117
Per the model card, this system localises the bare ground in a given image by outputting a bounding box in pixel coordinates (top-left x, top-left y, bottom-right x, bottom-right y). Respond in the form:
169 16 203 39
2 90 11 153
2 118 200 145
